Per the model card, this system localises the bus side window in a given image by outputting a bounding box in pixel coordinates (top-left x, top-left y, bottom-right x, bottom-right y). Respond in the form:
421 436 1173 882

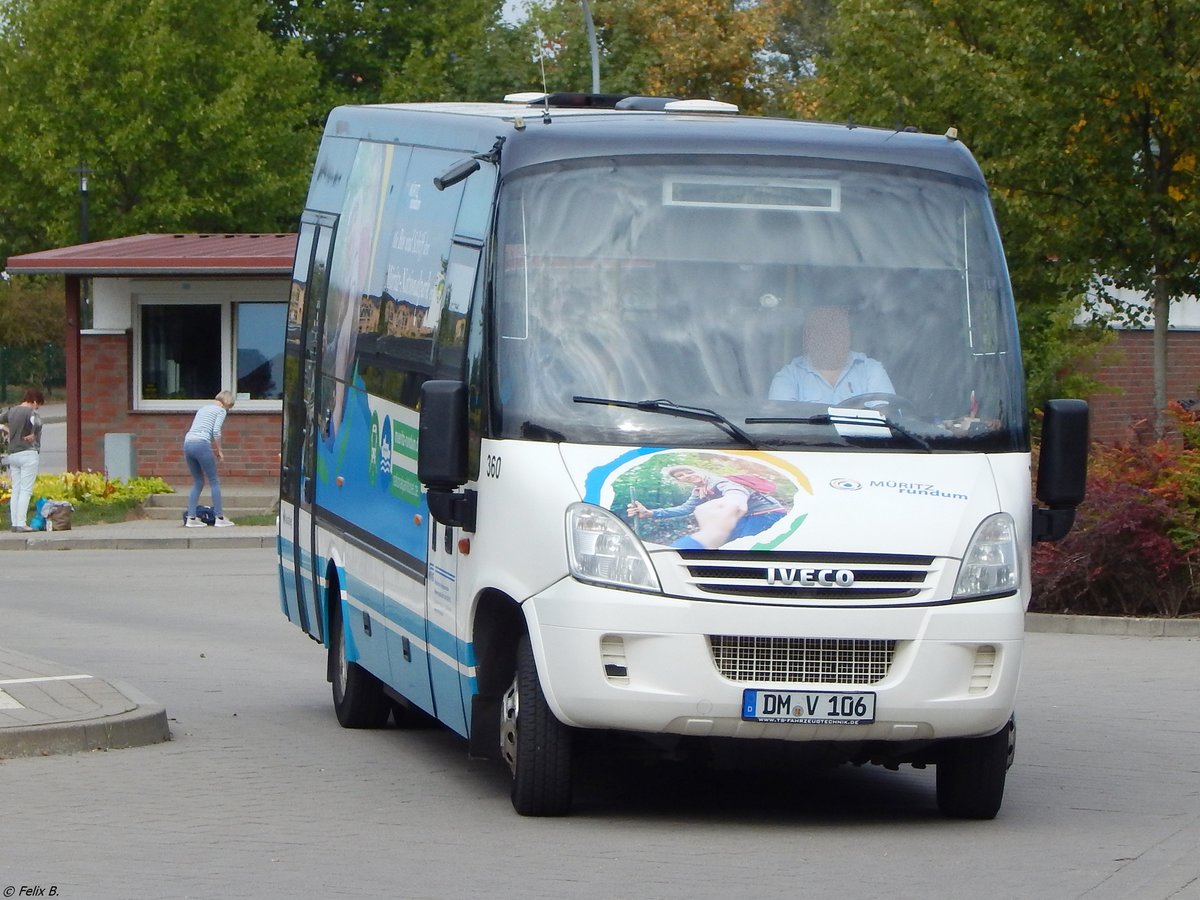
433 243 481 380
353 145 471 410
436 163 493 384
456 166 495 242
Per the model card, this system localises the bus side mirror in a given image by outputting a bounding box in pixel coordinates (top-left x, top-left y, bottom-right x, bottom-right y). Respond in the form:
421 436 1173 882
419 380 476 531
419 381 468 487
1033 398 1089 542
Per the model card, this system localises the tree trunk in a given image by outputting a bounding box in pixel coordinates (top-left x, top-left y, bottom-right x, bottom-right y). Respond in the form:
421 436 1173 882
1153 272 1170 437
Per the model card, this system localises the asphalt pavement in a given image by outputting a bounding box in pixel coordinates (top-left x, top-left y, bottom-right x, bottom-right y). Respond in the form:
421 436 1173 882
0 521 277 760
1 400 274 758
2 402 1198 763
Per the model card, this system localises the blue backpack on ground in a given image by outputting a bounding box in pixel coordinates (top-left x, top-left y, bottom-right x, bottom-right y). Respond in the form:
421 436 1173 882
30 496 46 531
183 506 216 526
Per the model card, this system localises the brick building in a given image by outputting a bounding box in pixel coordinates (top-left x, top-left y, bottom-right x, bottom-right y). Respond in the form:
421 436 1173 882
5 234 295 483
1081 288 1200 444
1085 329 1200 444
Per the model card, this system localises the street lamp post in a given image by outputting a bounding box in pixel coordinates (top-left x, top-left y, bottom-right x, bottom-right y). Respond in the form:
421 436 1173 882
71 161 93 327
74 161 91 244
580 0 600 94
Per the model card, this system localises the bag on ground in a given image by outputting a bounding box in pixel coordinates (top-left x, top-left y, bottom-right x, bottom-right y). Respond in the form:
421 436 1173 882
30 497 47 531
182 505 217 526
41 500 74 531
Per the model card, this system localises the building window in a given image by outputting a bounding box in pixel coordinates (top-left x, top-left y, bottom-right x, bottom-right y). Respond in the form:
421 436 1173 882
140 304 222 400
236 303 287 400
135 293 286 410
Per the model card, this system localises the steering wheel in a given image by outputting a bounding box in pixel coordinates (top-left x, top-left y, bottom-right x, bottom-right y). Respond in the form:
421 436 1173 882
839 392 917 415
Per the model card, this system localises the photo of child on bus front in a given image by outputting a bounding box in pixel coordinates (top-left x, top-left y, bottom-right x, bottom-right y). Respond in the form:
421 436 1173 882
616 454 798 550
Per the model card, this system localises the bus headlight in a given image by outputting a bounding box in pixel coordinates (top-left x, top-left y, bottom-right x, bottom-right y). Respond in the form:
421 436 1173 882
953 512 1019 599
566 503 661 593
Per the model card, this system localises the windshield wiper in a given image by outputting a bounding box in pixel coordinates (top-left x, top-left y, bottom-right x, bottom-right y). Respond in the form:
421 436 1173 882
574 396 759 448
746 412 931 451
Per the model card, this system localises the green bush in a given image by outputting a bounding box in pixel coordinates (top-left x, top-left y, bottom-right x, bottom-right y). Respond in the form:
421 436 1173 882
1 470 173 526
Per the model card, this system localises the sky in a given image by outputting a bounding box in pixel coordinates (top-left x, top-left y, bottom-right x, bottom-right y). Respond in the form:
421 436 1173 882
502 0 530 25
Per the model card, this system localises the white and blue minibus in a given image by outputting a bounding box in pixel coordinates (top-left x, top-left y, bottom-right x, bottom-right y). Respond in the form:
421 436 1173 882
278 94 1088 818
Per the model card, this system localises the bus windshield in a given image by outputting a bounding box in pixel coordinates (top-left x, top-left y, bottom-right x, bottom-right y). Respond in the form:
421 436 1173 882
492 156 1027 452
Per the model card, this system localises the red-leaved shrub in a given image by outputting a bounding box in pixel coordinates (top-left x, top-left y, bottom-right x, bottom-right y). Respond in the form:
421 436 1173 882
1031 404 1200 618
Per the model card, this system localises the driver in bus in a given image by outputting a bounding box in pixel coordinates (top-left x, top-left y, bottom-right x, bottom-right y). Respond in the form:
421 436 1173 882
767 304 894 403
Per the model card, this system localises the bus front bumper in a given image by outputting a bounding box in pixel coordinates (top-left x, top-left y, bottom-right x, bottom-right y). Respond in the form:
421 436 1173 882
521 579 1025 744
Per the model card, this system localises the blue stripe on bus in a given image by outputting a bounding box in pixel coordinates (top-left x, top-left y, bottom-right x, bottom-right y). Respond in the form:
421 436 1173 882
279 535 480 736
340 566 471 669
280 535 482 724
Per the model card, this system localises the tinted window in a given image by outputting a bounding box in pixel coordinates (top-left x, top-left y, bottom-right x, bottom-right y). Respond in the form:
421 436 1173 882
140 304 221 400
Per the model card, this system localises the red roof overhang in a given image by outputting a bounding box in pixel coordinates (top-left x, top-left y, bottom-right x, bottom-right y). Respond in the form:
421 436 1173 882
4 233 297 276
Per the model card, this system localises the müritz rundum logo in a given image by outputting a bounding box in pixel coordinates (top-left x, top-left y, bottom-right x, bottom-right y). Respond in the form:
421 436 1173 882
869 480 968 500
829 478 861 491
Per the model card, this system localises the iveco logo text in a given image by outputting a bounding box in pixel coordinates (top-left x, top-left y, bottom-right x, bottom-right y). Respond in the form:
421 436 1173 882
766 567 855 587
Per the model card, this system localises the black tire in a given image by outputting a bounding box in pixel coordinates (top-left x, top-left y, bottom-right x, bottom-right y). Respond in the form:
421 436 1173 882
936 717 1014 819
329 599 390 729
390 697 437 729
502 634 573 816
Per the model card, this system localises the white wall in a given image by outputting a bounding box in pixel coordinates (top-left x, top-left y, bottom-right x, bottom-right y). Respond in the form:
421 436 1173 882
91 277 133 331
1085 286 1200 330
87 276 287 334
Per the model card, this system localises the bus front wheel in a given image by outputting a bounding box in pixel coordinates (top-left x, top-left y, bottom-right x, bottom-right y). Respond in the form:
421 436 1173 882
935 717 1014 819
329 600 390 729
500 635 573 816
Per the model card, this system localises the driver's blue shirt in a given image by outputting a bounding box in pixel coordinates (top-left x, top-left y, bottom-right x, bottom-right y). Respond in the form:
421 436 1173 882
768 352 894 403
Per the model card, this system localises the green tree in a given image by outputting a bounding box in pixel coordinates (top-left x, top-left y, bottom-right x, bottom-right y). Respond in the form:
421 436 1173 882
0 277 60 347
260 0 536 107
758 0 833 116
0 276 64 394
519 0 786 112
0 0 321 261
812 0 1200 428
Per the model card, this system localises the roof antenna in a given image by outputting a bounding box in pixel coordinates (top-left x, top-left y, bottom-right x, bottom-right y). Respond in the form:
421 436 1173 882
537 30 552 124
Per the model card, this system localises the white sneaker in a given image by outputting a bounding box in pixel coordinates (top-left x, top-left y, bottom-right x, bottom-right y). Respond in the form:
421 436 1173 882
184 516 205 528
214 516 235 527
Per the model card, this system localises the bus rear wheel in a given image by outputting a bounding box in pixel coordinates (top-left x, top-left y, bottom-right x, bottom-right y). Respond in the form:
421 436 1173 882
500 635 573 816
330 600 390 729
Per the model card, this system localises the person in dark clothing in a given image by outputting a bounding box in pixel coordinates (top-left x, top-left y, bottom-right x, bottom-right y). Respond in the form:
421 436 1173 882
1 388 45 532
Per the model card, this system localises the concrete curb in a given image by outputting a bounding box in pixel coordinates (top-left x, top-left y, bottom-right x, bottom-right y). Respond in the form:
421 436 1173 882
1026 611 1200 638
0 685 170 759
9 534 276 551
0 650 171 760
0 525 276 551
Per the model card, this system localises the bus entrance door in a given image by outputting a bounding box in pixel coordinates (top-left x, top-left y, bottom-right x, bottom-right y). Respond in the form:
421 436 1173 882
292 219 336 643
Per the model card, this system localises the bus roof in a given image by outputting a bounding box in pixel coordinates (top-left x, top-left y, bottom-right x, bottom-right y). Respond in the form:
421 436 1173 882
322 100 987 184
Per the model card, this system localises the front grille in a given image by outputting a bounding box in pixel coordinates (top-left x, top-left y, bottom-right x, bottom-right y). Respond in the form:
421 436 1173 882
677 550 934 603
709 635 896 685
